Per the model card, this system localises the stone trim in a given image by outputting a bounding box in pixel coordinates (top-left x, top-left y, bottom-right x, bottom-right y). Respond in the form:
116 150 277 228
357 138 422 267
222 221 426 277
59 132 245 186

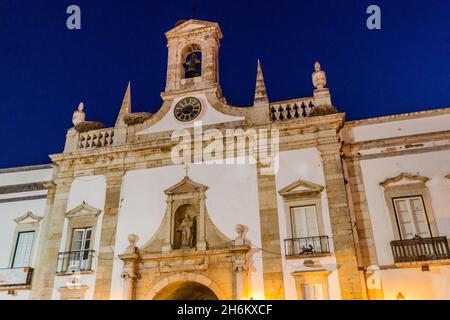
14 211 43 224
318 143 364 300
0 182 49 195
380 173 429 188
343 157 379 268
0 195 47 204
147 272 227 300
278 179 326 240
0 164 53 174
93 172 124 300
256 166 285 300
8 212 43 268
380 174 439 240
291 269 331 300
344 106 450 128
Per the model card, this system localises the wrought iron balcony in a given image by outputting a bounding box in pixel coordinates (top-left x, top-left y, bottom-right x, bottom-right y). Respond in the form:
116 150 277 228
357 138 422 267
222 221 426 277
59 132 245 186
284 236 330 257
56 250 95 274
391 236 450 263
0 267 33 287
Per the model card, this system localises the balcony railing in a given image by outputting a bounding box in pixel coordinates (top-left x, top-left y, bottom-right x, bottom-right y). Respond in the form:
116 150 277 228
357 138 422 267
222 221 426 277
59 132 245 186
391 236 450 263
56 250 95 274
284 236 330 257
0 267 33 287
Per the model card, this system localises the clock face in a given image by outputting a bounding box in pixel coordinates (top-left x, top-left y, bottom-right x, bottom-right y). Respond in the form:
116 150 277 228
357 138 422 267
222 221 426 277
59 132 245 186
174 97 202 122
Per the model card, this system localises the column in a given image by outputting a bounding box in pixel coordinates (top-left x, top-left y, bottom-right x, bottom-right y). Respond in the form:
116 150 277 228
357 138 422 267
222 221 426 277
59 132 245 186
30 177 73 300
256 165 285 300
318 143 364 300
93 171 124 300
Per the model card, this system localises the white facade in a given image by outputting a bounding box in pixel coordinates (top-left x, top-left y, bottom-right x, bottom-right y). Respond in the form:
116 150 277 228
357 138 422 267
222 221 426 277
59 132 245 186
0 19 449 300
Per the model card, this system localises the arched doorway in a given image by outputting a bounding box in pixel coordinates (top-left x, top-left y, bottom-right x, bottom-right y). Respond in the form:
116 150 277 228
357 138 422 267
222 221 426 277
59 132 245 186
153 281 219 300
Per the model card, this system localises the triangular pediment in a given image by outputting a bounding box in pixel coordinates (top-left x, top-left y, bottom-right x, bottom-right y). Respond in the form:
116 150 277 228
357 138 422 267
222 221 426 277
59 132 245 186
164 176 208 195
14 211 43 224
380 173 429 188
65 203 102 220
279 179 324 198
166 19 222 38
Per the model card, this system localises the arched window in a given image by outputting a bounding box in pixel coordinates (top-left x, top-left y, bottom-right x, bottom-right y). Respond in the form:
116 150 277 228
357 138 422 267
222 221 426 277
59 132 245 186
182 44 202 79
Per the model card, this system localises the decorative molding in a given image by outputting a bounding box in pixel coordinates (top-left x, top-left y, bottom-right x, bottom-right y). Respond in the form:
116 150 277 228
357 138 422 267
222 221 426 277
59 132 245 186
380 173 429 188
0 182 49 195
14 211 43 224
0 195 47 204
279 179 324 199
164 176 208 195
65 203 102 220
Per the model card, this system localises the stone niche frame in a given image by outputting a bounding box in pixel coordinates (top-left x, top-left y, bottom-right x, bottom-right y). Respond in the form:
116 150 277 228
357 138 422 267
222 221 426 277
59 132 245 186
278 179 326 240
380 173 439 240
61 203 102 269
8 212 43 268
119 176 252 300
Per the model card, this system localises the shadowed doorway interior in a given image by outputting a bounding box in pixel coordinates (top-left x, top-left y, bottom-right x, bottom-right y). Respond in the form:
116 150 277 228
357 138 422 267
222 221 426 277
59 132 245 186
153 281 219 300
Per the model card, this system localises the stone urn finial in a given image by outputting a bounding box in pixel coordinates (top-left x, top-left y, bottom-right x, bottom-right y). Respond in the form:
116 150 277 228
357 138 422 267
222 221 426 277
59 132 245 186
72 102 86 126
312 61 327 89
125 234 139 254
235 224 246 246
235 224 245 238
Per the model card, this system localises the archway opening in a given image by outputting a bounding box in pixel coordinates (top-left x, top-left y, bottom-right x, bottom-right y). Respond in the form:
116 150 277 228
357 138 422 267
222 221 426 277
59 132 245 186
153 281 219 300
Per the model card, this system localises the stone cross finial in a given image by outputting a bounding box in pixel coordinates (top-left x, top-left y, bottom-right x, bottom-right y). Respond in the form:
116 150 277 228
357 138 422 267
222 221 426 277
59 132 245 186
184 163 190 177
72 102 86 126
312 61 327 89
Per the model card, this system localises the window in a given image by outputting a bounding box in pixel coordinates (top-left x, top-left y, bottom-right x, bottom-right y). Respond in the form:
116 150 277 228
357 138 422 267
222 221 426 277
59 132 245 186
393 196 431 239
12 231 35 268
302 284 324 300
291 206 319 238
69 228 92 271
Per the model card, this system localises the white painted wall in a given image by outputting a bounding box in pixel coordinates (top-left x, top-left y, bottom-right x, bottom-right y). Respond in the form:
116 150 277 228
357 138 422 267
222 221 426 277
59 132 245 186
51 175 106 300
381 266 450 300
0 167 53 300
109 161 263 300
274 148 341 300
360 150 450 266
350 112 450 142
137 93 245 135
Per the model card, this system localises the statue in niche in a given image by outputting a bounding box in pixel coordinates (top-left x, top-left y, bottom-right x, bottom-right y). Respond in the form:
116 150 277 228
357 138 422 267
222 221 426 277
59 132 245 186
177 214 195 248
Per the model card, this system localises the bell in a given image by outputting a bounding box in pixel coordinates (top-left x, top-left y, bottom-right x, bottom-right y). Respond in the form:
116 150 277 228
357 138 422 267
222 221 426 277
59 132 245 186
184 53 201 78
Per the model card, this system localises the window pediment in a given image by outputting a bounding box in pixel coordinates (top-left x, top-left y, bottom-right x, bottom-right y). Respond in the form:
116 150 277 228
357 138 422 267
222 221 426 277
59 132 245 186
279 179 324 199
14 211 43 224
380 173 429 188
164 177 208 195
65 203 101 220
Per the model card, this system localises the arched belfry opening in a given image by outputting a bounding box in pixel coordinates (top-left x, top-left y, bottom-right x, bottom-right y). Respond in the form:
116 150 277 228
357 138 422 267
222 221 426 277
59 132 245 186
153 281 219 300
182 44 202 79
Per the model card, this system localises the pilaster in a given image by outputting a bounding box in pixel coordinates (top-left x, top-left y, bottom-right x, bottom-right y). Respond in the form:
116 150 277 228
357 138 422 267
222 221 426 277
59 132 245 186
30 177 73 300
93 171 125 300
256 165 285 300
318 142 364 300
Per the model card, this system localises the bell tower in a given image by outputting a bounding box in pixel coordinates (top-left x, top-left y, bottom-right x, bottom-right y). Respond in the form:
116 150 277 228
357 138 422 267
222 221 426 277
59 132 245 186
164 19 223 95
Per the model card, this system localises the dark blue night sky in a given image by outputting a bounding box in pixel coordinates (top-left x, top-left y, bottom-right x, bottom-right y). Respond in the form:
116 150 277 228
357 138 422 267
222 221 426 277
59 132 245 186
0 0 449 168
